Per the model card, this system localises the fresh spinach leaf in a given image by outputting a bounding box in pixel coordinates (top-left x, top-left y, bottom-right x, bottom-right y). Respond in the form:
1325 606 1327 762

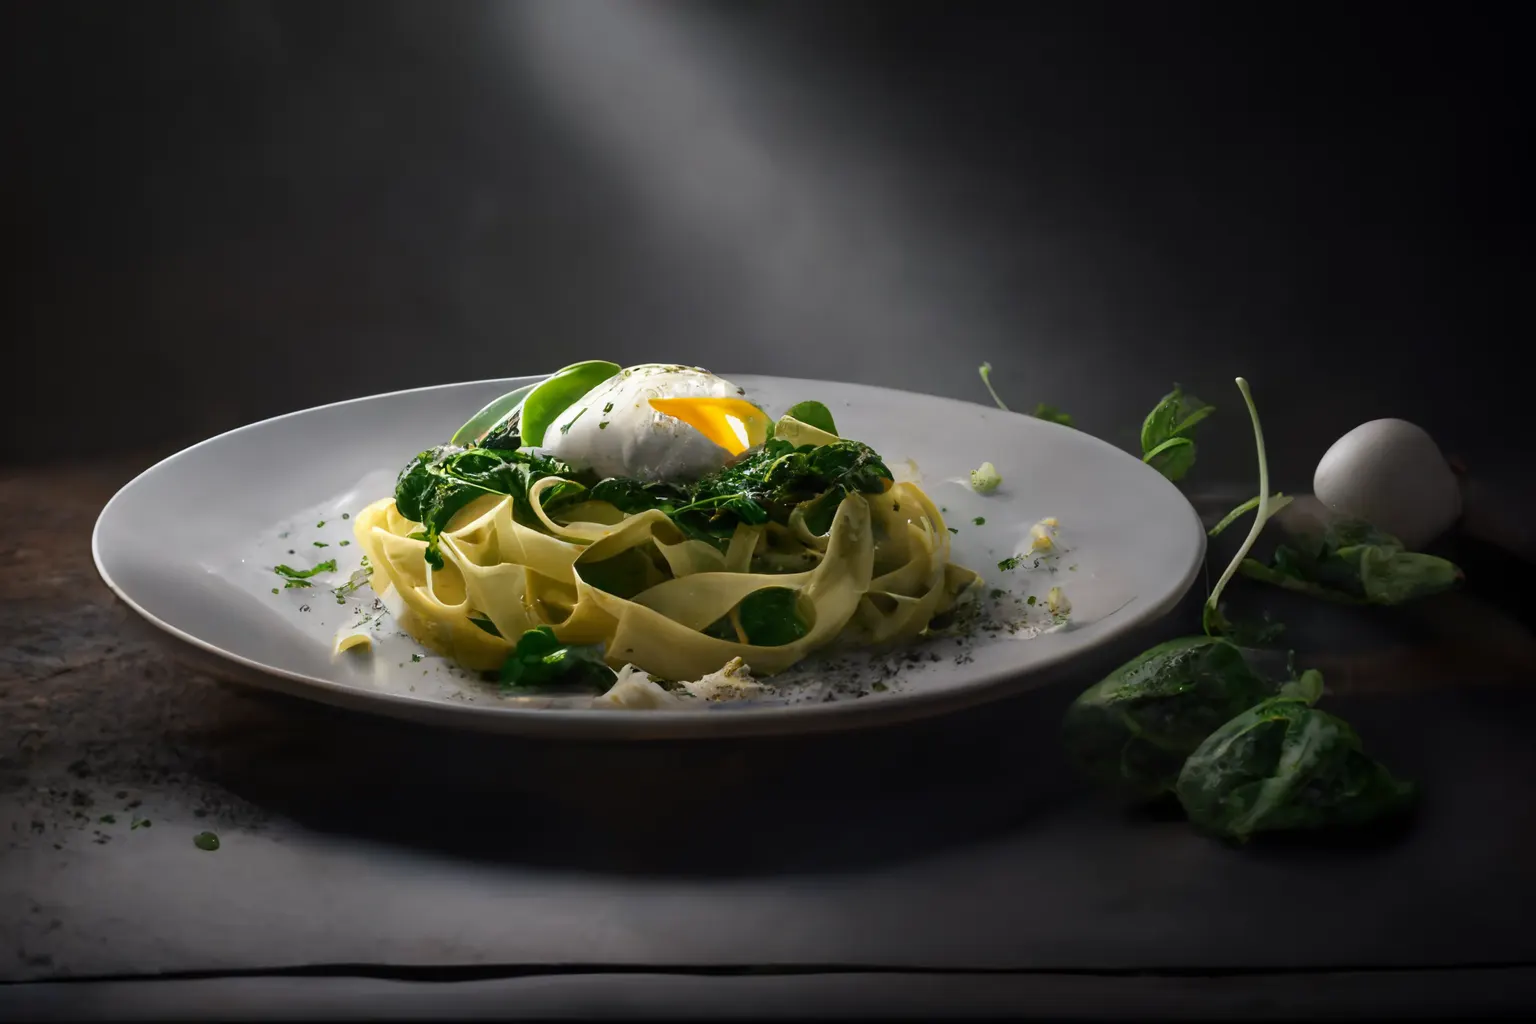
1141 385 1214 481
785 400 838 436
1175 690 1416 843
1142 436 1196 482
1238 519 1463 606
499 626 617 692
1062 636 1294 801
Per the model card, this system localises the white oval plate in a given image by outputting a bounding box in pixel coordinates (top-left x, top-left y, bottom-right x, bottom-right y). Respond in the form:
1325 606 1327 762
93 375 1205 739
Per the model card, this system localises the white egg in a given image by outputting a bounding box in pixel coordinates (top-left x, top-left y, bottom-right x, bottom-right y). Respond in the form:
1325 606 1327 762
1313 418 1461 550
543 363 743 482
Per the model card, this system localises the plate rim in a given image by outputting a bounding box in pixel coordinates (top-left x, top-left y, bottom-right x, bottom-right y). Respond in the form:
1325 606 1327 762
92 374 1208 740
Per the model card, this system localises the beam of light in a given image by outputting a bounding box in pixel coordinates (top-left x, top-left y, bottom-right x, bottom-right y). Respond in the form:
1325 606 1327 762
501 0 993 370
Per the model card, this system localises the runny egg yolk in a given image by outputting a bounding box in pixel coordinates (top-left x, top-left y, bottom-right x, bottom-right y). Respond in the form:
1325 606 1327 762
647 397 772 455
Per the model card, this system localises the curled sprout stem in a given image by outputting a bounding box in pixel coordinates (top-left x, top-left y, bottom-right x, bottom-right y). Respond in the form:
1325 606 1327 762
979 363 1010 412
1206 377 1268 630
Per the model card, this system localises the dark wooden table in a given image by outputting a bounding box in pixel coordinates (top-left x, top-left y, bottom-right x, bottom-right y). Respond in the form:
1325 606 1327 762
5 450 1536 1019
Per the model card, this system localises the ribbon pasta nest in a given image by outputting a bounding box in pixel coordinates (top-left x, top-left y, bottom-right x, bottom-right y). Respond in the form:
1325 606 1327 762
349 363 981 695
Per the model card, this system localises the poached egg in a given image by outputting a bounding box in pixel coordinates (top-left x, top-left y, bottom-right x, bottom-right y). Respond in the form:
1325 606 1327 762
543 364 771 482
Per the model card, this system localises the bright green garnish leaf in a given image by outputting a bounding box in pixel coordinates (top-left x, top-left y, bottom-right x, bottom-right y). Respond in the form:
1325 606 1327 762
499 626 617 692
970 462 1002 494
518 360 622 448
785 400 838 436
193 831 220 851
972 516 986 526
998 554 1022 571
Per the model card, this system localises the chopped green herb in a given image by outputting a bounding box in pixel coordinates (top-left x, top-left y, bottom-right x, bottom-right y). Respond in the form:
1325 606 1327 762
313 541 329 548
871 681 889 693
339 540 350 547
1026 595 1036 605
989 588 1006 599
99 814 116 824
558 406 587 435
972 516 986 526
274 559 337 584
948 527 959 534
316 520 326 528
130 818 151 830
998 554 1022 571
193 831 220 851
411 653 423 663
598 421 609 429
341 513 350 520
603 402 614 414
271 587 279 595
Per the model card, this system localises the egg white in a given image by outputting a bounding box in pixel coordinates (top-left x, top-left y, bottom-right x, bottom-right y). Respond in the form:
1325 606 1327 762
543 363 746 482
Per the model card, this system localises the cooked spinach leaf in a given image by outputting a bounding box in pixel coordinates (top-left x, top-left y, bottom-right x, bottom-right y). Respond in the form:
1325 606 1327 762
394 445 587 567
499 626 617 692
1175 686 1416 843
707 587 810 646
589 438 891 549
1238 519 1463 606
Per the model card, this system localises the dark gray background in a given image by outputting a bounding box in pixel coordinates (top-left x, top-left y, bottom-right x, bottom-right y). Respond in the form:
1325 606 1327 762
3 3 1533 1018
3 0 1528 487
